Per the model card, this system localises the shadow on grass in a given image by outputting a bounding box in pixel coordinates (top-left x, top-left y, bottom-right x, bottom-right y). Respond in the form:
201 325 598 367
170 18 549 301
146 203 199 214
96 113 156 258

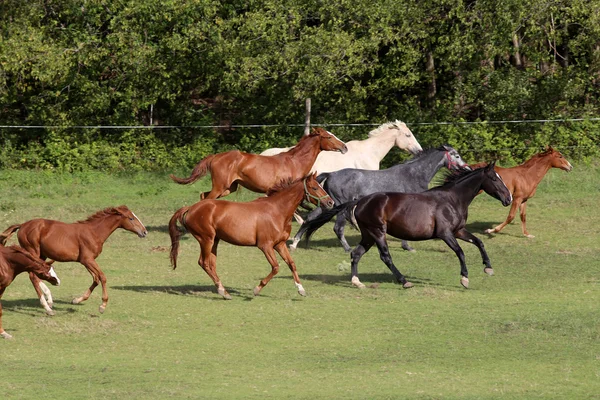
275 272 458 290
112 284 255 301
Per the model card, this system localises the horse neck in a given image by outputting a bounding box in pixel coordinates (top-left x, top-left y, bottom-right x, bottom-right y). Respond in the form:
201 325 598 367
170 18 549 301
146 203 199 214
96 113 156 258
449 172 485 208
82 214 123 242
519 155 553 183
361 129 397 162
404 151 446 184
268 182 306 220
285 136 321 167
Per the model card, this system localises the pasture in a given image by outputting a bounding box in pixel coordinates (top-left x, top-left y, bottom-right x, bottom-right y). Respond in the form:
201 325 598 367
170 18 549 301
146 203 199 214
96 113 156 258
0 165 598 399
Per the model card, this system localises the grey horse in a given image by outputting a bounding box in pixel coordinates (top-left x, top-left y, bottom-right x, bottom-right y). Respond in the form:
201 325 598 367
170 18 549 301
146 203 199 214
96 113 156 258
289 145 470 252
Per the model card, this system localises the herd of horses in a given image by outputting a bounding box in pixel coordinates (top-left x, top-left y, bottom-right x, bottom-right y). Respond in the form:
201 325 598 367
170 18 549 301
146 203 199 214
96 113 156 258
0 121 573 339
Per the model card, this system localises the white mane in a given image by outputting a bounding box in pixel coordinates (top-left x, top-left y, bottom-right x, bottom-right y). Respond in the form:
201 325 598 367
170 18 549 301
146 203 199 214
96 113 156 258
368 120 406 138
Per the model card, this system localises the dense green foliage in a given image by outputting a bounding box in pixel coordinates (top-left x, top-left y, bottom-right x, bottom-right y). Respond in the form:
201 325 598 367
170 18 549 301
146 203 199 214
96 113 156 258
0 167 598 398
1 0 600 170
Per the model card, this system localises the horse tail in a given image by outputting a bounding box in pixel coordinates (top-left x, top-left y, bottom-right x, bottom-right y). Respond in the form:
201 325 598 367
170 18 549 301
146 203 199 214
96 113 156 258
304 200 360 242
169 207 190 270
0 224 20 246
170 155 216 185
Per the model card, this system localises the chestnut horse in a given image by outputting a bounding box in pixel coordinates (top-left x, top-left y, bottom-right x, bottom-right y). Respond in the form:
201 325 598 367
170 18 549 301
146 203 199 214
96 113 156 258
0 206 147 315
472 147 572 237
169 173 334 299
1 245 61 339
170 127 347 199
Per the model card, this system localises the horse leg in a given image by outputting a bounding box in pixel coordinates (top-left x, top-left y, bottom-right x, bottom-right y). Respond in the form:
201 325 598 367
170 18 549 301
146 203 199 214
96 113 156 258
519 201 534 238
289 207 323 251
456 229 494 276
350 235 375 289
0 287 11 339
254 245 280 296
401 240 415 252
72 259 108 314
439 234 470 288
371 233 413 288
196 237 229 299
29 272 54 316
274 242 306 296
333 217 353 253
485 199 521 234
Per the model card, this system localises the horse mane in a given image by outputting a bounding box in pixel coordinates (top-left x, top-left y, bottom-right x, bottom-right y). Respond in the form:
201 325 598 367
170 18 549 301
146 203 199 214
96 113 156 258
402 145 449 164
78 206 128 223
266 177 304 196
435 165 486 187
368 120 406 137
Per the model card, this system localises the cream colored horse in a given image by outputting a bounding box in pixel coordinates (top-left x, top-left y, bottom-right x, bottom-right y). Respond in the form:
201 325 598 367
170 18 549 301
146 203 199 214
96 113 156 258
260 121 422 174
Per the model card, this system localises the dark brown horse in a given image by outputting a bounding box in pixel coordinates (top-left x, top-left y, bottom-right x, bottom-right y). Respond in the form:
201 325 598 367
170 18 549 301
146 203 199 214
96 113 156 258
170 127 348 199
169 173 334 299
472 146 572 237
0 206 147 315
308 164 512 289
1 245 61 339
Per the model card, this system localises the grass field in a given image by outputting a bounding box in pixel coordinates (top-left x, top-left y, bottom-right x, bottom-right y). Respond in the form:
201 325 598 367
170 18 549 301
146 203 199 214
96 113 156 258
0 165 598 399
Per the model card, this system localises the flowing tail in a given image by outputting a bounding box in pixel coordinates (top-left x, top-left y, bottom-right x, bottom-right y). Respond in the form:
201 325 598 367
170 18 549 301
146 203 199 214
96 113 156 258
169 207 190 270
0 224 21 245
170 155 216 185
304 200 360 243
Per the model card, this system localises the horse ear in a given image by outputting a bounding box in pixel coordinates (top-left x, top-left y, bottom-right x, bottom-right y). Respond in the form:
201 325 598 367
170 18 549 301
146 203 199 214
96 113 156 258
311 172 318 180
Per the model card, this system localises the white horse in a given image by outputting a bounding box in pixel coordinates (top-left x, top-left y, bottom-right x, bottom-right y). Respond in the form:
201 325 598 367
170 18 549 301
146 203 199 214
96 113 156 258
260 121 422 174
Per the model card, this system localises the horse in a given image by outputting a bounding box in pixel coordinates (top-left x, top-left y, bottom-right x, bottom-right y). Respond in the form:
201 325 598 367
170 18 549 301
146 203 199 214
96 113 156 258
289 145 470 252
1 245 61 339
260 121 423 174
306 163 512 289
170 127 348 200
472 146 572 237
0 205 147 315
169 173 334 300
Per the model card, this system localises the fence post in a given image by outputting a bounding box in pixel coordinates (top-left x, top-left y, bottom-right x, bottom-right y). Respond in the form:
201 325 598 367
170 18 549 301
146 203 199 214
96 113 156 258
304 98 311 136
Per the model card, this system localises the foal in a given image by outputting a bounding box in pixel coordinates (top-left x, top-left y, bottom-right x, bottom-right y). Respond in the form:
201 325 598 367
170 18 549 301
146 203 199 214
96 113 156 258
1 245 60 339
169 173 333 299
474 146 572 237
0 206 147 314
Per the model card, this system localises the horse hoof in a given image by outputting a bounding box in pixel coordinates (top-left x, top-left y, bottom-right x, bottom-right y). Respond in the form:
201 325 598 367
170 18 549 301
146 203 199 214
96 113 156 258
72 298 82 305
253 286 261 296
1 331 13 340
525 234 535 238
402 282 414 289
484 268 494 276
99 305 106 314
298 289 307 297
460 276 469 289
46 309 55 316
484 229 494 234
222 294 232 300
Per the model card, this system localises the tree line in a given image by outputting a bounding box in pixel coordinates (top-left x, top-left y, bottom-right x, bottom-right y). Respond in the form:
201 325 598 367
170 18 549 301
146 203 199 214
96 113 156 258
1 0 599 170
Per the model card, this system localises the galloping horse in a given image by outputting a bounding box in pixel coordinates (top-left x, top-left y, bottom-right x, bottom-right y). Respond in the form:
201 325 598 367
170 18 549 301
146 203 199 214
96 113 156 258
171 127 347 199
169 173 334 299
472 146 572 237
1 245 60 339
308 164 512 289
0 206 147 314
289 145 470 252
260 121 423 174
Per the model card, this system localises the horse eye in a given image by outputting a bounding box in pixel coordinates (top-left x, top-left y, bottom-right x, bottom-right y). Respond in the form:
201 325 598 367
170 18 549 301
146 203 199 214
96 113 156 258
129 217 134 221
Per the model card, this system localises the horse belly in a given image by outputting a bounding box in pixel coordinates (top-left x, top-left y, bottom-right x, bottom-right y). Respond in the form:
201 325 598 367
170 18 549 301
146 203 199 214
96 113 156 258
385 202 436 240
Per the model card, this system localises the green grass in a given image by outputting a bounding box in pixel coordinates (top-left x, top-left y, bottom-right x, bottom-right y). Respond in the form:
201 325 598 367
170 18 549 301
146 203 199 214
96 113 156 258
0 166 599 399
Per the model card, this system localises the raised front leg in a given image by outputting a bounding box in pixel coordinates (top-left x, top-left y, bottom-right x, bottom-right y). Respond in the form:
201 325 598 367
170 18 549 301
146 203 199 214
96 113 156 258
439 234 470 288
456 229 494 276
485 198 522 235
274 242 306 296
72 258 108 314
289 207 324 251
29 272 54 316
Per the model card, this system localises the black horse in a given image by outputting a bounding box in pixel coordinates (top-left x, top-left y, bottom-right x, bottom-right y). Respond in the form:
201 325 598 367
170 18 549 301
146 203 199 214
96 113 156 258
289 145 470 252
307 163 512 289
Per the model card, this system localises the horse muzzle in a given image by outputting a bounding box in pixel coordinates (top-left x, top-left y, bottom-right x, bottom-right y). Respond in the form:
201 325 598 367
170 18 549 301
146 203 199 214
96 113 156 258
138 230 148 238
338 144 349 154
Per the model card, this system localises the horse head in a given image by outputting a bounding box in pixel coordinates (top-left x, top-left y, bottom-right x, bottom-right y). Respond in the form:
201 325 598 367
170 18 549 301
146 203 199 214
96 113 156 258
116 206 148 238
545 146 573 172
390 120 422 155
304 173 334 209
480 162 512 207
441 145 470 171
312 127 348 154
